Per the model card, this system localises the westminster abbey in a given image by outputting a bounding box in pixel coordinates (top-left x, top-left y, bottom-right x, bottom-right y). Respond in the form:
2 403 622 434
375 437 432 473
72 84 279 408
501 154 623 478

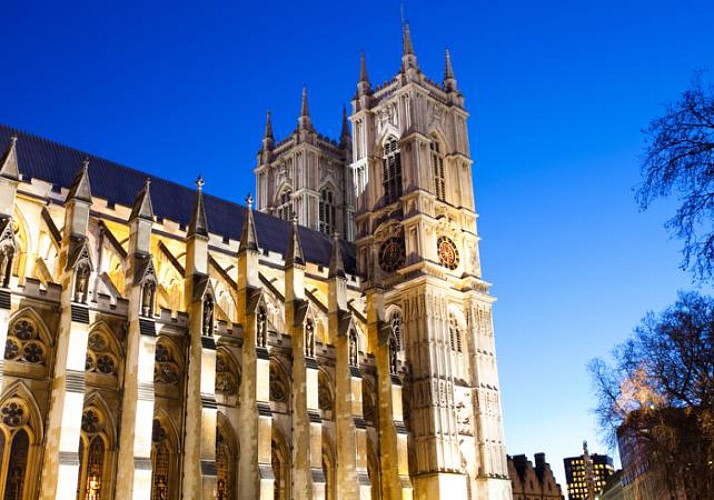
0 24 511 500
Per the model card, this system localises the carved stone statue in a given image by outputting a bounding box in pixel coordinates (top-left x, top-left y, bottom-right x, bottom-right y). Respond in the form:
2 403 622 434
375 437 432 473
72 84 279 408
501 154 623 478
87 475 100 500
74 262 90 303
203 297 214 336
305 321 315 357
349 331 358 366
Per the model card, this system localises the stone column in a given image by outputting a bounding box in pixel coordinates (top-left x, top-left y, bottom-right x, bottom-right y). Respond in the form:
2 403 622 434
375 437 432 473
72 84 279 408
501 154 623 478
329 235 371 499
367 289 413 500
115 180 159 498
284 218 324 499
40 161 94 499
181 178 218 498
236 197 274 500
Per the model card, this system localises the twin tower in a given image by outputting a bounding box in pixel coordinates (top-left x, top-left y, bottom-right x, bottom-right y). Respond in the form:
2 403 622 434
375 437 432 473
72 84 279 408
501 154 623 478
256 25 512 499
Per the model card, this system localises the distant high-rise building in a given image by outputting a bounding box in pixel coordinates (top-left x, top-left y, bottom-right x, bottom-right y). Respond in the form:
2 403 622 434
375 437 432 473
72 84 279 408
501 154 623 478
563 441 615 500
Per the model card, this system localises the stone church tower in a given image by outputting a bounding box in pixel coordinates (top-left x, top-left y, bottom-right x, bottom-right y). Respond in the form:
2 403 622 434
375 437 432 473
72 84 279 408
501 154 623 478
349 25 511 499
255 89 355 240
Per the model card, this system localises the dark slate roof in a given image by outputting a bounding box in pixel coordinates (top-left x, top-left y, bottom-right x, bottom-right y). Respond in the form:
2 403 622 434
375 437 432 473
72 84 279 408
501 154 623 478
0 125 357 274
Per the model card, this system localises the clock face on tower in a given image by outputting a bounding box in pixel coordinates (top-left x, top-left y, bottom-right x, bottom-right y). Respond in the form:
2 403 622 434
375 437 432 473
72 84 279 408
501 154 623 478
379 237 406 273
437 236 460 270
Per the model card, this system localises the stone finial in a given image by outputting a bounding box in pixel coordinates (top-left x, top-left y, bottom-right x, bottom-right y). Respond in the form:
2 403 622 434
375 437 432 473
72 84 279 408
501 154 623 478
285 214 305 267
0 136 20 181
357 52 371 96
298 86 313 131
66 157 93 204
264 110 274 141
239 193 260 254
130 177 154 221
340 105 351 147
444 48 458 91
401 22 419 71
187 175 208 237
328 232 346 279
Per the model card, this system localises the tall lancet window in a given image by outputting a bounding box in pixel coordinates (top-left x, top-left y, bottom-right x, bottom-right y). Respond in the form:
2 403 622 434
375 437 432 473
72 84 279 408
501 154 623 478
382 137 402 205
277 189 293 221
431 139 446 202
319 188 336 235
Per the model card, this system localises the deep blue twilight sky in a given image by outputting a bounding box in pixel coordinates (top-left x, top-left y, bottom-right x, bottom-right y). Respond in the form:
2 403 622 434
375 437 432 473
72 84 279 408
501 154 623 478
3 0 714 488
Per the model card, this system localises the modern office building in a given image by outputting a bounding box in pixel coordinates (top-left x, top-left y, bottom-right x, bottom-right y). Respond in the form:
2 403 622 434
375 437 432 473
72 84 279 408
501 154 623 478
563 442 614 500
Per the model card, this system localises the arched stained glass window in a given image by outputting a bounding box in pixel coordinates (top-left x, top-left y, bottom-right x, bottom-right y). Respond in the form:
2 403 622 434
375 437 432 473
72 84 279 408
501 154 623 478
319 188 336 235
382 138 402 205
431 140 446 202
4 429 28 500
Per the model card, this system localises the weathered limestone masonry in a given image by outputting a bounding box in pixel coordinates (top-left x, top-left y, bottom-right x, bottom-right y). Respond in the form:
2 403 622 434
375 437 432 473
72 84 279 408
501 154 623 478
0 22 511 500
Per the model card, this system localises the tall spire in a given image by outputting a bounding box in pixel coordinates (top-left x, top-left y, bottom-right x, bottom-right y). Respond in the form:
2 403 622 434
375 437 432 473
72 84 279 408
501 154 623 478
0 136 20 181
285 215 305 267
130 178 155 221
443 48 457 91
239 194 260 254
328 232 346 279
401 22 418 71
187 176 209 238
298 86 313 131
340 105 351 148
66 157 92 203
357 52 371 96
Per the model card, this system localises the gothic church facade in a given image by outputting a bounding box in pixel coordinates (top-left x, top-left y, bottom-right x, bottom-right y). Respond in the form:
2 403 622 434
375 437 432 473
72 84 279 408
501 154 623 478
0 25 511 500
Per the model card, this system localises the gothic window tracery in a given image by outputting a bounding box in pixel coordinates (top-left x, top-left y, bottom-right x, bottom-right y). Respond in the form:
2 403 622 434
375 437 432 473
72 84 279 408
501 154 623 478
154 338 181 385
216 416 236 500
4 317 47 366
215 350 238 399
269 360 288 404
85 329 118 377
318 370 333 416
431 139 446 202
449 314 463 353
318 188 336 235
0 390 41 500
77 406 110 500
382 137 402 205
151 419 174 500
272 431 290 500
277 189 293 221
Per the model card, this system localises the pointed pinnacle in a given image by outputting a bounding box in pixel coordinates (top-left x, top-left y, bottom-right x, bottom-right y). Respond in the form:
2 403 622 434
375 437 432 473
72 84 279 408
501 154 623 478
300 86 310 118
444 48 455 80
239 193 260 254
359 52 369 83
328 232 346 279
130 177 154 221
340 105 351 145
403 22 414 56
66 157 93 203
0 136 20 181
264 110 274 140
285 215 305 267
187 176 208 237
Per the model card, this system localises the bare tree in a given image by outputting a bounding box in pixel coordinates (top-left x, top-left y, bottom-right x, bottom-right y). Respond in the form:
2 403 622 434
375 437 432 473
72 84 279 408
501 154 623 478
638 74 714 281
590 292 714 499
